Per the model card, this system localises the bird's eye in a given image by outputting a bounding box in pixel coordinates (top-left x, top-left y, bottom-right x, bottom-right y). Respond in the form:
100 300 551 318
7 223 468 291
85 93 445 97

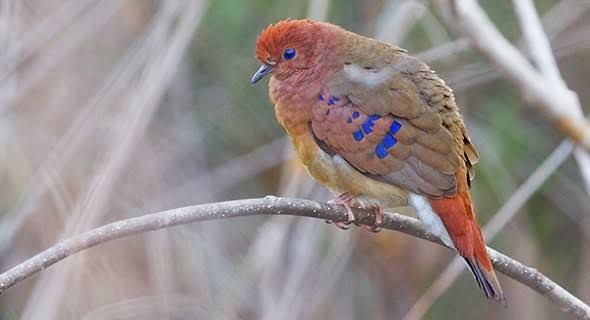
283 48 296 60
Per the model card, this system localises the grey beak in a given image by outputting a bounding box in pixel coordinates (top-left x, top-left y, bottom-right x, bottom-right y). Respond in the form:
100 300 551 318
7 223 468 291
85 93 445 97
251 64 273 84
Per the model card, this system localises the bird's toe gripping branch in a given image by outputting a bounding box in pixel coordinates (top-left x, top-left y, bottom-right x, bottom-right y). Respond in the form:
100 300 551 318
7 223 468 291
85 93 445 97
326 192 356 230
326 193 384 232
365 205 383 233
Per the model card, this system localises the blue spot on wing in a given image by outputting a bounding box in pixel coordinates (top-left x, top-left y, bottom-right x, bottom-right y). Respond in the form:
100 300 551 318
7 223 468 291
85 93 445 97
353 130 364 141
319 94 324 101
348 115 402 159
375 119 401 159
375 143 388 159
382 133 397 149
362 121 373 134
362 115 380 134
390 120 402 134
328 96 339 105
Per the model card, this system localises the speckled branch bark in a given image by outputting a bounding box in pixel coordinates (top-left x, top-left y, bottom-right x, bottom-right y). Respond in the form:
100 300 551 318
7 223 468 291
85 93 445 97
0 197 588 319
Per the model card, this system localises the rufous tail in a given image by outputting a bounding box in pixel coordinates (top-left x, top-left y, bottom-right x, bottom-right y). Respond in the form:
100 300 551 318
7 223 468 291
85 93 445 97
429 194 506 303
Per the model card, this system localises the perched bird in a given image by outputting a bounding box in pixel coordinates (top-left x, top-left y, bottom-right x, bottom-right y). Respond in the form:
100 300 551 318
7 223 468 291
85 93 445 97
251 19 504 302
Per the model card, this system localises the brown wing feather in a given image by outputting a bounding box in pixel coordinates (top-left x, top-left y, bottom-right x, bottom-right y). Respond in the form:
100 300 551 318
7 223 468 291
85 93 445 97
311 53 478 197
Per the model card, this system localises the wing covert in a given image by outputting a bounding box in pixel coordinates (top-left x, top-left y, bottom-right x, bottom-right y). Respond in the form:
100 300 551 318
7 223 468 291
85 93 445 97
311 54 473 197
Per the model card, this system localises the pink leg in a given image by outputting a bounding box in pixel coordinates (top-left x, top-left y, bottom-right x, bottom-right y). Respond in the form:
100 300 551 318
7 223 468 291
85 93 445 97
326 192 355 230
364 206 383 233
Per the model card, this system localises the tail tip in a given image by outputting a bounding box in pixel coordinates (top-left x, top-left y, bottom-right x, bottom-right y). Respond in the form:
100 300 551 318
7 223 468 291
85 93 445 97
464 258 507 305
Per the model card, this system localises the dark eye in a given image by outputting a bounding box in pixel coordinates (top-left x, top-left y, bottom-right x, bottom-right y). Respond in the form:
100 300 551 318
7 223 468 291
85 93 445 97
283 48 296 60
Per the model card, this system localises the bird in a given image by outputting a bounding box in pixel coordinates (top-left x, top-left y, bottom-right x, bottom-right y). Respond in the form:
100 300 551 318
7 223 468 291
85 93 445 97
251 19 505 303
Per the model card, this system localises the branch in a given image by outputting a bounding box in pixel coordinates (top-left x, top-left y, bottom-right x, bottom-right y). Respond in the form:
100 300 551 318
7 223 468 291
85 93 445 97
511 0 563 83
403 139 575 319
510 0 590 195
0 197 588 319
307 0 331 21
441 0 590 151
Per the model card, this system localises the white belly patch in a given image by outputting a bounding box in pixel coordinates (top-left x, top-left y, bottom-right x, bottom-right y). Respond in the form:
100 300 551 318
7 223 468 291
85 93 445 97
408 193 454 249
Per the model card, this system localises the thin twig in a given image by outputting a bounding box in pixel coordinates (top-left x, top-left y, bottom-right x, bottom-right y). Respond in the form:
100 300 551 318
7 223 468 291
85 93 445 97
188 137 291 195
306 0 331 21
0 0 123 113
0 0 97 80
512 0 563 83
19 2 208 318
402 140 574 320
415 38 470 63
375 0 427 45
416 0 590 90
0 6 172 255
510 0 590 194
442 0 590 150
0 197 588 319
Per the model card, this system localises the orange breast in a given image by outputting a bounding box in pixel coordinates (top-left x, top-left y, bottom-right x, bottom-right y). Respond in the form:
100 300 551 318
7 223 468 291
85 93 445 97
287 124 336 187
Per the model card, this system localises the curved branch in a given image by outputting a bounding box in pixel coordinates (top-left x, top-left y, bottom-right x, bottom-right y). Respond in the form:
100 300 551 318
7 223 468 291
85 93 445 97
0 197 588 319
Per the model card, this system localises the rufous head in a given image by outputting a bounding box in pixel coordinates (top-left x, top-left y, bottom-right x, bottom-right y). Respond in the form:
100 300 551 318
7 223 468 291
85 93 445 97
251 19 340 84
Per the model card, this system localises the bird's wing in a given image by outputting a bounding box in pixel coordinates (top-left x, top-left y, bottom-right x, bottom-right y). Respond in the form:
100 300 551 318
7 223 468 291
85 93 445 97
311 55 478 197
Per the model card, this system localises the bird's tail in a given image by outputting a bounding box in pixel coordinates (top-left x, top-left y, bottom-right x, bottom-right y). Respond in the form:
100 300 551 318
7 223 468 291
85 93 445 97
464 225 505 303
429 194 505 303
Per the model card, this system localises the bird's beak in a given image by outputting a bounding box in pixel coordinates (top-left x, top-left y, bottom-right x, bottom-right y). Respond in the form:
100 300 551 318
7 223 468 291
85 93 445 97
251 64 273 84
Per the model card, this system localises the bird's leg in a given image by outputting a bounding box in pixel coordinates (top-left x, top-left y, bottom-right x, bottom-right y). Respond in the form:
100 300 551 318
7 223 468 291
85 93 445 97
326 192 355 230
363 205 383 233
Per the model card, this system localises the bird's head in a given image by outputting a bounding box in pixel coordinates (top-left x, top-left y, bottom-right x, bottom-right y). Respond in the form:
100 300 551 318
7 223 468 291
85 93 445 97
251 19 340 84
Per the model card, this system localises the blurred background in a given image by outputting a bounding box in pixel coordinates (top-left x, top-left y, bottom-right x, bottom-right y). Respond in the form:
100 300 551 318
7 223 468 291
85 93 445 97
0 0 589 319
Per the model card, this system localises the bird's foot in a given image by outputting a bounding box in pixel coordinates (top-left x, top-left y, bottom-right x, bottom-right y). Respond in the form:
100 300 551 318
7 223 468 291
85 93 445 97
363 205 383 233
326 192 355 230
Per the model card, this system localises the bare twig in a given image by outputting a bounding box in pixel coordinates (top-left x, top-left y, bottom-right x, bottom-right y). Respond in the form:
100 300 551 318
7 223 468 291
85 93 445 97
0 0 123 113
415 38 470 63
542 0 590 40
448 20 590 92
413 0 590 90
402 140 575 320
187 137 291 195
19 2 208 319
0 197 588 319
306 0 331 21
512 0 563 83
0 0 97 81
0 6 172 255
375 0 427 45
442 0 590 150
402 257 464 320
402 1 590 317
510 0 590 194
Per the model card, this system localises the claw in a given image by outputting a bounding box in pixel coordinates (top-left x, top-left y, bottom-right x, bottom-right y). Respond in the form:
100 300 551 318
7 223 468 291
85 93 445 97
325 194 384 232
326 192 355 229
325 219 351 230
364 206 383 233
